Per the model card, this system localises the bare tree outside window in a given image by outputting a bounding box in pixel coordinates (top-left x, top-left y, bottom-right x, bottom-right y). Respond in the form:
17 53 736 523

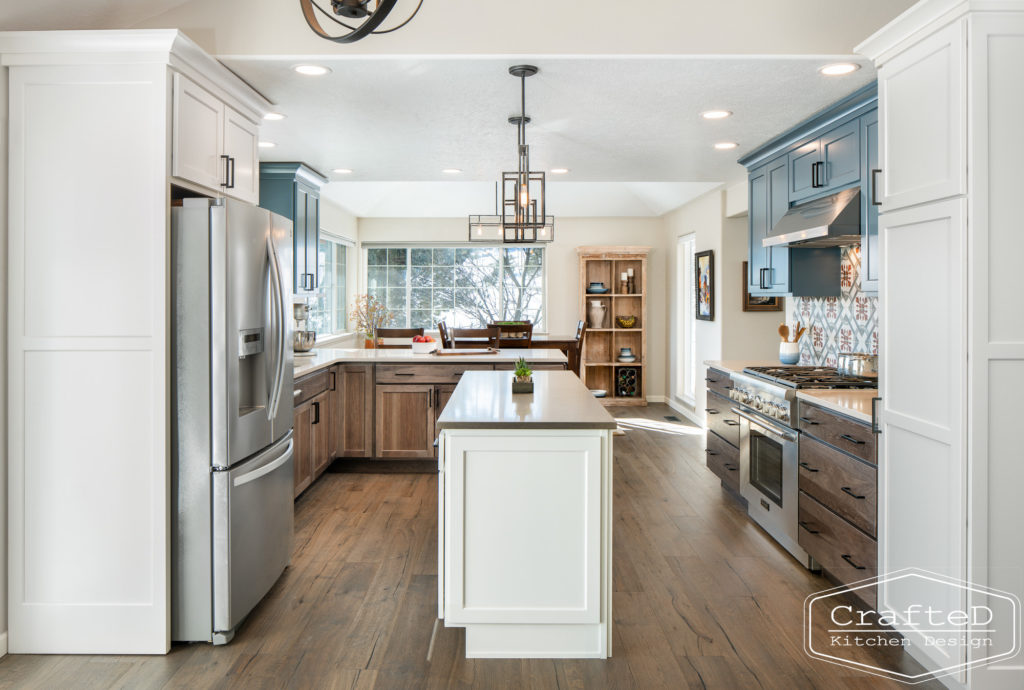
367 246 544 329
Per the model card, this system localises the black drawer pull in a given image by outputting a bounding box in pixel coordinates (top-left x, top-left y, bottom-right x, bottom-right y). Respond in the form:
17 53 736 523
799 416 819 425
723 420 739 426
839 434 866 445
841 486 866 500
842 554 867 570
724 464 737 472
799 520 819 534
705 408 720 414
707 450 719 456
394 372 416 377
705 377 717 383
799 462 819 473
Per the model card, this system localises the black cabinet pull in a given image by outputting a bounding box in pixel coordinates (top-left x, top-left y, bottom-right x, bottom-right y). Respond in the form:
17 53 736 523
724 464 737 472
839 433 866 445
759 267 770 290
312 401 320 425
707 450 718 456
704 408 720 414
842 554 867 570
394 372 415 377
871 397 882 435
224 156 236 189
329 370 337 392
705 377 717 383
841 486 866 500
799 520 819 534
220 154 230 187
811 160 818 188
799 416 819 425
871 169 882 206
723 419 739 427
799 462 819 473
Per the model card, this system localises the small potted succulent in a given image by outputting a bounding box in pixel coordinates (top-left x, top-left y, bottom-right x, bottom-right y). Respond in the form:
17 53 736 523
512 357 534 394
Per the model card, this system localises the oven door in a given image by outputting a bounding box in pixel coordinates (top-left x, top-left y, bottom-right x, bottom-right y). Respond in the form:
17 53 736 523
735 406 815 569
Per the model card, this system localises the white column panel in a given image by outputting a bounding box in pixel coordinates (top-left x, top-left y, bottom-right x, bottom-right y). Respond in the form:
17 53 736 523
8 62 169 654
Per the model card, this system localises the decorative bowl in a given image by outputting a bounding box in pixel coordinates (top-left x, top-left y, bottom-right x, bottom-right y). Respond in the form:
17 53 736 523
591 389 607 398
616 315 637 328
617 356 637 363
411 340 438 354
586 287 610 294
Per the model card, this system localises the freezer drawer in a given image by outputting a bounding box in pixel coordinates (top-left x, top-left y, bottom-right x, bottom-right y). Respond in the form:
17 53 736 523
212 432 294 637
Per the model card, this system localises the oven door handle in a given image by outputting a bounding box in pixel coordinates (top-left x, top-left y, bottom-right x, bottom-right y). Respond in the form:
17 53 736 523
731 407 798 443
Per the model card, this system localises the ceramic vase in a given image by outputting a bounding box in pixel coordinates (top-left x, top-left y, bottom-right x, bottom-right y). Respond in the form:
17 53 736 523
588 300 607 329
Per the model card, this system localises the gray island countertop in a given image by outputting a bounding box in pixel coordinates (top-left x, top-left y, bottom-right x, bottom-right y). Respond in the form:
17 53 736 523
436 370 617 430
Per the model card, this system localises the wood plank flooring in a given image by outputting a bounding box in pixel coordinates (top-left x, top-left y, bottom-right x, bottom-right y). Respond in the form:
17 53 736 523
0 404 941 689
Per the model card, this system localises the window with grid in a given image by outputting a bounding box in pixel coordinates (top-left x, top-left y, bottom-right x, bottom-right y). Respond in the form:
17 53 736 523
307 236 348 336
366 246 544 329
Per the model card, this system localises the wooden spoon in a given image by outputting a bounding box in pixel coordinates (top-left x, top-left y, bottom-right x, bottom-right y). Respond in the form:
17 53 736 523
778 324 790 342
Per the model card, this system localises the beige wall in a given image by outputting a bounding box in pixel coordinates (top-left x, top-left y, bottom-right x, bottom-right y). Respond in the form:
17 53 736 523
662 188 779 424
358 217 668 399
0 61 8 646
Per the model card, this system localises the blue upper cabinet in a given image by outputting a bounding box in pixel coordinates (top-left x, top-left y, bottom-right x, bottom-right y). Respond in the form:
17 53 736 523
788 119 861 203
861 112 880 293
748 165 770 292
260 163 327 295
748 156 796 295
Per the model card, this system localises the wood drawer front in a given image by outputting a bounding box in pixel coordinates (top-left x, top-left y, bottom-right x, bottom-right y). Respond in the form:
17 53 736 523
706 431 740 493
705 391 740 448
705 368 734 400
796 401 876 464
799 435 877 537
376 363 494 384
294 369 330 407
798 492 877 608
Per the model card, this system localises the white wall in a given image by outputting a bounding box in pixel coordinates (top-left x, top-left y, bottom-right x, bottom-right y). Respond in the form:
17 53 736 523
357 217 668 399
0 60 8 653
662 188 779 424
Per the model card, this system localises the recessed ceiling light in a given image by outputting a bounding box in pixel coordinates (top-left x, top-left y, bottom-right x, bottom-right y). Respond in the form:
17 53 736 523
263 112 285 121
714 141 738 150
819 63 860 76
293 64 331 76
442 168 462 174
550 168 570 174
333 168 353 174
258 141 276 148
701 110 732 120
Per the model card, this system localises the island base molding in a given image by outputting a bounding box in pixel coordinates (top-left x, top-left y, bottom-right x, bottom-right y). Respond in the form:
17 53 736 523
461 623 606 659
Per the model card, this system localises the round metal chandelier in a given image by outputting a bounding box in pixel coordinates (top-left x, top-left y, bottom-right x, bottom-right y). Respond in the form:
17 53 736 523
299 0 424 44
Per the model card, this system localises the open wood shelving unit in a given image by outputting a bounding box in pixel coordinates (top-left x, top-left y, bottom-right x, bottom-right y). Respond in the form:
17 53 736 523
577 246 651 406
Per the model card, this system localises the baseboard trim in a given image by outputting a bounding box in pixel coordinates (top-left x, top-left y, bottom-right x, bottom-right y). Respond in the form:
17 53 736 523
665 398 704 427
0 631 8 657
645 395 665 403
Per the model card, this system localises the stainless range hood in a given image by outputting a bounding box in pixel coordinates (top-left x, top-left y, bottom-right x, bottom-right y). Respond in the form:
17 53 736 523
763 188 861 247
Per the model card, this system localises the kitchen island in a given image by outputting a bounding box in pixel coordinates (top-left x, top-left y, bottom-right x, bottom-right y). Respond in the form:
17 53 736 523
436 370 616 658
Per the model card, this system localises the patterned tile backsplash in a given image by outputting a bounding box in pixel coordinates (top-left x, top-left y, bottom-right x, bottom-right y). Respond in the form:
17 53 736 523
791 246 878 367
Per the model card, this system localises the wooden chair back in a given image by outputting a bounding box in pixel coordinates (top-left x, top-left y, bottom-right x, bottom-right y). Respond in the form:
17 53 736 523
437 321 453 349
451 327 499 349
488 322 534 348
570 320 587 376
374 327 424 349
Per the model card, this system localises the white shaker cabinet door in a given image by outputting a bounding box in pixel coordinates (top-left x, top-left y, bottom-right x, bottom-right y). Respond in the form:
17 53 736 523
878 198 967 673
223 105 259 204
172 71 225 191
877 18 966 211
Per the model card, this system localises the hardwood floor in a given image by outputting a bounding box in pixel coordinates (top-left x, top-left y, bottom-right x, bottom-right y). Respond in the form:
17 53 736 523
0 404 941 689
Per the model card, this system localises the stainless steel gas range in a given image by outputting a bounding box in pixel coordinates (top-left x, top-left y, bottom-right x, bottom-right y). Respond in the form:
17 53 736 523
727 366 876 570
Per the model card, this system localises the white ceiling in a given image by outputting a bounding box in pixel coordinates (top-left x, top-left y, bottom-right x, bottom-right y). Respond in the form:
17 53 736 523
227 56 875 217
0 0 192 30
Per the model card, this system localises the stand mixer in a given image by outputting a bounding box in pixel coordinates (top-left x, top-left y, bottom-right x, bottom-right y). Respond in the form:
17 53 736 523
293 302 316 354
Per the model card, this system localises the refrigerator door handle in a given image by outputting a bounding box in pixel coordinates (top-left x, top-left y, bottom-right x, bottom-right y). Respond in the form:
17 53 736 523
233 439 293 487
271 236 288 418
266 236 286 420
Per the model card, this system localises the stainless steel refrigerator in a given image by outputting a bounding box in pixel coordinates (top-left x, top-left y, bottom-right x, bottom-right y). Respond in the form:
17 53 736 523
171 197 295 644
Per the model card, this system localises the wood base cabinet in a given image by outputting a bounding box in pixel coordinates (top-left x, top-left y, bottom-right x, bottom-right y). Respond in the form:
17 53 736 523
331 364 374 458
375 385 437 459
294 391 329 498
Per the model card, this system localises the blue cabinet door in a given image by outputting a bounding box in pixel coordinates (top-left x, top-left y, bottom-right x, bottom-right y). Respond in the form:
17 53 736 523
748 165 771 292
766 157 791 292
861 112 880 292
820 119 861 192
788 140 820 201
294 185 310 292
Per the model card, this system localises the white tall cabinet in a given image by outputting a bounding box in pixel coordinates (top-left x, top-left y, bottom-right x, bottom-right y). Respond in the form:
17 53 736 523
1 30 270 654
858 2 1024 687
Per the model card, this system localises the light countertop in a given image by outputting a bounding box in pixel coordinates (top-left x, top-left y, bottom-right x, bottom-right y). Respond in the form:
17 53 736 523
703 360 781 375
796 389 878 425
436 371 617 430
294 347 568 378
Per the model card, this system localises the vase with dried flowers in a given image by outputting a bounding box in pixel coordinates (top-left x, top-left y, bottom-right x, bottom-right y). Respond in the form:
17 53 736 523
350 294 394 348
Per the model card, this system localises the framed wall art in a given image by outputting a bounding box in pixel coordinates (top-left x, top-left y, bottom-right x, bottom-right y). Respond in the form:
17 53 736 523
695 250 714 321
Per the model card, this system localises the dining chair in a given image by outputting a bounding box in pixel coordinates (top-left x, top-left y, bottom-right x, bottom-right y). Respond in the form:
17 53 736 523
374 327 424 349
436 321 453 349
451 327 499 349
489 322 534 348
569 319 587 377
